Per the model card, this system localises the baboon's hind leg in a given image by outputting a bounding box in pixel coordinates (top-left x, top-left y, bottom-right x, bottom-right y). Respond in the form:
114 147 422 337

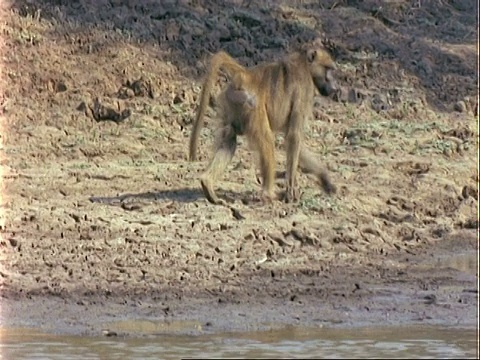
200 125 238 205
299 146 337 194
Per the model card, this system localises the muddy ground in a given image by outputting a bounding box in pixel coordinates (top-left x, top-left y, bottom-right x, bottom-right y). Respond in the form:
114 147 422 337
0 0 478 337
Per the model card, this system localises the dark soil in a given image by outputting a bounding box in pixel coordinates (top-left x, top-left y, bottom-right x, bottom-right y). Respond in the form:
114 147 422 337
0 0 478 336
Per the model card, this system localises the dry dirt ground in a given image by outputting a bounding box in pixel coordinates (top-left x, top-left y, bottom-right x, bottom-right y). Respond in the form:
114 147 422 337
0 0 478 336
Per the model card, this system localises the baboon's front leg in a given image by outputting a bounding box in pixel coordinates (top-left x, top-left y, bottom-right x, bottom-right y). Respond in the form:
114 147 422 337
251 121 276 203
284 116 302 203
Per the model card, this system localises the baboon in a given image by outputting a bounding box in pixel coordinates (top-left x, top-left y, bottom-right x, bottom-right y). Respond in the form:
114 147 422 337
224 79 257 109
189 48 338 205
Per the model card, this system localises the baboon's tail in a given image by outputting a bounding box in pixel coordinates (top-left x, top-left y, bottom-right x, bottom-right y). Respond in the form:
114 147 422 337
189 51 245 161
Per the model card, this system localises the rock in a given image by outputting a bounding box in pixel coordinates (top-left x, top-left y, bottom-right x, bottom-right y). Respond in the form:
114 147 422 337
418 59 433 76
55 81 67 93
47 79 67 93
371 93 391 112
102 329 118 337
332 86 349 103
89 98 131 123
461 185 476 199
347 88 366 103
117 87 135 99
8 238 19 247
126 78 155 99
454 101 467 113
231 10 263 27
173 94 183 104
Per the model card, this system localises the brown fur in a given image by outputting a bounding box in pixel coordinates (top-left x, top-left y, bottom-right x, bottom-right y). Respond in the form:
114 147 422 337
225 73 257 109
189 49 338 205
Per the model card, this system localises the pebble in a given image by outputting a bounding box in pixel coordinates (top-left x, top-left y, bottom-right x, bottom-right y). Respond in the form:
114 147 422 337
454 101 467 113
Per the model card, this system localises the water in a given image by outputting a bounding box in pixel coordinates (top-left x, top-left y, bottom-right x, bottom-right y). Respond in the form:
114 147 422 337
1 325 477 359
1 253 477 358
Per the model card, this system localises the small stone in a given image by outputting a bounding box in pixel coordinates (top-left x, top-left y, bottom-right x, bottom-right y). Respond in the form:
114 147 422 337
102 329 118 337
454 101 467 113
332 86 349 102
461 185 476 199
173 94 183 104
347 88 365 103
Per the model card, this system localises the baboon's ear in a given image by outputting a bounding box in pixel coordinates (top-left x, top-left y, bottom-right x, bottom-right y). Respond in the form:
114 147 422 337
307 49 317 63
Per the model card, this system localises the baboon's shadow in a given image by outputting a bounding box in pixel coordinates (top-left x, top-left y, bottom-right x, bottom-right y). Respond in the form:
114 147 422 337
88 187 252 206
89 187 203 205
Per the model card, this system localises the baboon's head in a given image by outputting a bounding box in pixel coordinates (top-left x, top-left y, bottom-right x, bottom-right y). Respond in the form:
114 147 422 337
306 48 338 97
